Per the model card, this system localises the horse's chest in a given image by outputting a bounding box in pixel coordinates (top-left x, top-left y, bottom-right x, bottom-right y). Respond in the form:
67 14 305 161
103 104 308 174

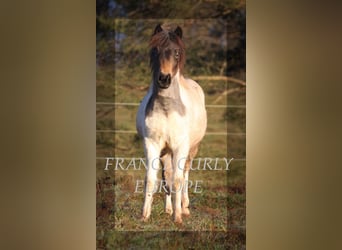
145 112 187 141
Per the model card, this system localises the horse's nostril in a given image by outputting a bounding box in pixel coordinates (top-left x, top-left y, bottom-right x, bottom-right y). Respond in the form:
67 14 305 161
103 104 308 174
158 73 171 88
159 73 170 83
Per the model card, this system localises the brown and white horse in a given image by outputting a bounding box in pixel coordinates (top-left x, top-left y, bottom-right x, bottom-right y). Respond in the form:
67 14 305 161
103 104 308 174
136 24 207 224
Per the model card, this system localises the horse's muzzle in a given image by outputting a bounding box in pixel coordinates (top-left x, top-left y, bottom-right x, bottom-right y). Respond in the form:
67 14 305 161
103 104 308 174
158 73 171 89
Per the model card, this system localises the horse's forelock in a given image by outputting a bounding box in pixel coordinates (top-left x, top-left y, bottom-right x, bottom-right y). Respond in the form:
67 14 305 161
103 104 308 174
150 28 184 49
149 30 169 50
149 29 186 73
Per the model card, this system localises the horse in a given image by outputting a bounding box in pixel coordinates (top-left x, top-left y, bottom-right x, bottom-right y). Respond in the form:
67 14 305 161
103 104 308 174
136 24 207 224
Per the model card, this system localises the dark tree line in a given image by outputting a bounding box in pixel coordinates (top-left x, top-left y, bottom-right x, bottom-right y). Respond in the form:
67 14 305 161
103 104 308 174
96 0 245 79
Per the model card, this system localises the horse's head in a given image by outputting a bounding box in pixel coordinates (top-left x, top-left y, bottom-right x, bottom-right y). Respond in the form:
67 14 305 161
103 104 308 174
150 24 185 89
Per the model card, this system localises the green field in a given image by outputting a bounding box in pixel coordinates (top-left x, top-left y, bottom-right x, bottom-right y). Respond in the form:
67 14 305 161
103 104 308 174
96 18 245 249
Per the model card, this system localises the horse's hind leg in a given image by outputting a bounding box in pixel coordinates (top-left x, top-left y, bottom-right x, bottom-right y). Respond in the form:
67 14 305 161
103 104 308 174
161 153 173 215
182 145 199 216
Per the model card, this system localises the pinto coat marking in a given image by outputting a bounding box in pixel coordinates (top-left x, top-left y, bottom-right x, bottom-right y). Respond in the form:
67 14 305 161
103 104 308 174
136 24 207 224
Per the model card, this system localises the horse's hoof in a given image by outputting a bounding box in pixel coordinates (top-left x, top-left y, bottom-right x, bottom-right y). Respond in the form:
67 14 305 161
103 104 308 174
165 208 173 215
140 216 149 222
182 208 190 216
174 216 183 224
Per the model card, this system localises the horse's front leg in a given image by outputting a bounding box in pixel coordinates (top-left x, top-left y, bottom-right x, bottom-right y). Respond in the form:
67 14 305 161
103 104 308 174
141 139 160 221
182 146 198 216
172 145 189 224
181 158 191 216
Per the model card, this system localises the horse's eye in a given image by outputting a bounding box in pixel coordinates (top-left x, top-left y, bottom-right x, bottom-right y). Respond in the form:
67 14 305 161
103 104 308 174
174 49 179 59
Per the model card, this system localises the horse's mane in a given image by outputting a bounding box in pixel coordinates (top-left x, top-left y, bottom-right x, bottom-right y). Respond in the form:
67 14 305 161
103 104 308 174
149 26 186 74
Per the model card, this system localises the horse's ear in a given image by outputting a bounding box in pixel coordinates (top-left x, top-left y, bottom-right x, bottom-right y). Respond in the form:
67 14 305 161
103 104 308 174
153 24 163 35
174 26 182 39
